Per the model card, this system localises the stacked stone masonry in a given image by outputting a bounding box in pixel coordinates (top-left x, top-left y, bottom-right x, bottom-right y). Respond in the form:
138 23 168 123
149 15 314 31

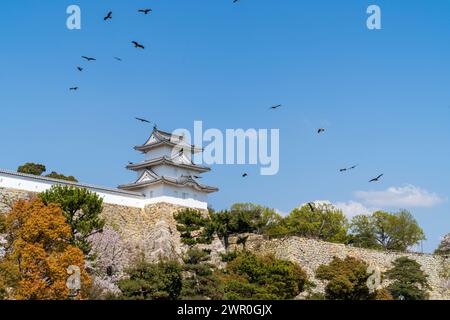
1 187 449 299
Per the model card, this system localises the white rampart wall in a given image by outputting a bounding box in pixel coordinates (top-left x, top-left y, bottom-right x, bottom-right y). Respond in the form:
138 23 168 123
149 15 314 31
0 171 208 210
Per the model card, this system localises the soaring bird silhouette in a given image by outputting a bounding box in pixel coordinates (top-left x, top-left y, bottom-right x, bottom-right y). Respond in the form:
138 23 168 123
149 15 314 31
82 56 96 62
340 165 358 172
69 87 79 91
131 41 145 49
138 9 152 15
308 203 315 212
233 0 240 3
135 117 151 124
104 11 112 21
369 174 384 182
242 173 248 178
76 67 83 72
317 128 326 134
114 57 122 61
270 104 282 110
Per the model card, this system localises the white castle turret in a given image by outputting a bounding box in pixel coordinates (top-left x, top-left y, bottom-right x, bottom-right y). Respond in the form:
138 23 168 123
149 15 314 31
118 127 218 209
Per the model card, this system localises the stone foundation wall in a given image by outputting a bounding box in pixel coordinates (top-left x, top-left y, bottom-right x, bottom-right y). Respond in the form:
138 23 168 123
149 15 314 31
227 235 450 300
2 187 450 299
0 187 197 266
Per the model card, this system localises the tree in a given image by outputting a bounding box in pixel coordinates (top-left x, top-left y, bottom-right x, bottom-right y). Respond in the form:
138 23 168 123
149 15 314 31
118 259 183 300
349 215 380 249
17 163 46 176
385 257 430 300
16 163 78 182
39 185 105 256
220 252 310 300
351 210 426 251
174 209 213 247
209 204 283 249
181 248 223 300
435 233 450 256
229 203 283 236
0 199 91 300
315 256 372 300
45 172 78 182
282 203 349 243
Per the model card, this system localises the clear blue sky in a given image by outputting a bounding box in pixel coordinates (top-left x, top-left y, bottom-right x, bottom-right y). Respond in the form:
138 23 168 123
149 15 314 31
1 0 449 252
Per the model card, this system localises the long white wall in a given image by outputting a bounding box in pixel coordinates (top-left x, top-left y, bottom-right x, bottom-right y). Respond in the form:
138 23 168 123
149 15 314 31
0 170 208 210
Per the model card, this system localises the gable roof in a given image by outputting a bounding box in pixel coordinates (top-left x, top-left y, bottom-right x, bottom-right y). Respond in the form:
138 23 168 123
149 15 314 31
135 128 203 153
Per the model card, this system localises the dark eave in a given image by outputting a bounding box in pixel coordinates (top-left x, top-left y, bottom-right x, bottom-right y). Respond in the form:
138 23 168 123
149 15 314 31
118 176 219 193
126 157 211 173
134 140 203 153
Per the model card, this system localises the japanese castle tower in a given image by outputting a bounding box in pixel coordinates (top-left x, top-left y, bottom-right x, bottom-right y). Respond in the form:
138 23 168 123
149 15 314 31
118 127 218 209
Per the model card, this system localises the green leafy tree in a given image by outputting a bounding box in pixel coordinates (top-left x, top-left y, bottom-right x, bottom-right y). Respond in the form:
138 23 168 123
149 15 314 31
181 248 223 300
17 163 46 176
315 256 372 300
45 171 78 182
210 203 283 249
282 203 349 243
16 163 78 182
351 210 425 251
118 259 183 300
229 203 283 235
385 257 430 300
39 185 105 256
220 252 310 300
174 209 213 247
349 215 380 249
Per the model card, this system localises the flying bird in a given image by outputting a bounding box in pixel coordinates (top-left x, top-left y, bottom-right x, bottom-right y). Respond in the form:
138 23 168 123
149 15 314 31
104 11 112 21
69 87 79 91
135 117 151 124
233 0 240 3
242 173 248 178
317 128 326 134
82 56 96 62
76 67 83 72
340 164 358 173
131 41 145 49
128 161 134 165
308 203 315 212
270 104 282 110
138 9 152 15
114 57 122 61
369 174 384 183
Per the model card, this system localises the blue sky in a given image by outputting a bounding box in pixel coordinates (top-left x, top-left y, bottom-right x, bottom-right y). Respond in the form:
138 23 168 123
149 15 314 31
0 0 449 252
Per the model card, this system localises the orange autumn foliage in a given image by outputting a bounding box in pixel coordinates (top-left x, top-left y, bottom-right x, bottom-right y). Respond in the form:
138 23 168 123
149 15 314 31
0 199 91 300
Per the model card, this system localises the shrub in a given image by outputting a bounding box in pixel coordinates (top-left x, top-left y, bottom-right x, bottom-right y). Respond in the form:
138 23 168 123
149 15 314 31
118 259 183 300
316 256 372 300
220 252 310 300
385 257 430 300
